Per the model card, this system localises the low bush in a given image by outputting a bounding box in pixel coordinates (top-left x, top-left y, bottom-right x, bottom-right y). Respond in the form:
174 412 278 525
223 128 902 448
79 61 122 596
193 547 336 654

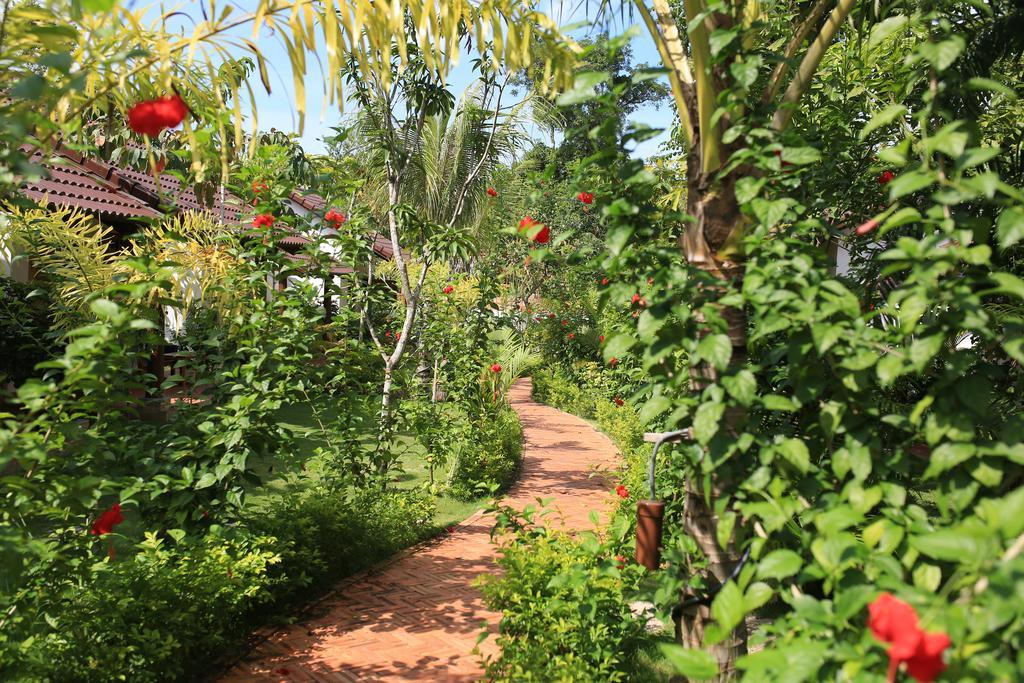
247 486 437 603
3 486 438 682
478 504 655 682
447 407 523 500
8 531 282 682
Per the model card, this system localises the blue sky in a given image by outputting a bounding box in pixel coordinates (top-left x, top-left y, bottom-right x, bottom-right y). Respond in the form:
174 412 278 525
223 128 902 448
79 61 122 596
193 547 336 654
232 5 676 159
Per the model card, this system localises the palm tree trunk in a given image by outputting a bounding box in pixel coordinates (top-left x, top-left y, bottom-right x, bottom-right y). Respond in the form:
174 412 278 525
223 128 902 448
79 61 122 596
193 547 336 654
678 167 749 680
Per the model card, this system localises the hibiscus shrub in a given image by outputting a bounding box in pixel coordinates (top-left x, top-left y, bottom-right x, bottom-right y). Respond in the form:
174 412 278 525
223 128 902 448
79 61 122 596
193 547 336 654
447 406 523 500
9 531 281 682
478 502 658 683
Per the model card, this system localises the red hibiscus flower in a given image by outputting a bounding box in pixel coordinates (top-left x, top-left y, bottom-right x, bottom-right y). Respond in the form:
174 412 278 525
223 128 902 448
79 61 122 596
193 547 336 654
601 277 609 286
856 218 879 236
252 180 269 194
567 332 575 339
443 285 454 294
252 213 275 228
631 293 641 305
90 503 124 536
614 397 624 406
868 593 951 683
519 216 537 232
533 224 551 244
385 330 393 338
609 357 618 367
491 363 502 373
324 209 346 228
904 632 951 683
577 191 593 204
599 335 605 343
127 94 188 138
877 170 895 185
487 187 498 197
615 485 629 498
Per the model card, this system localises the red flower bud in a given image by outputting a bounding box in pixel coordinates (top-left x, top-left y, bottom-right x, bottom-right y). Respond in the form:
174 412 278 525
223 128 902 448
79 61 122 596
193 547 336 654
601 278 609 286
567 332 575 339
599 335 605 343
877 170 895 185
487 187 498 197
613 397 624 406
252 213 275 228
609 357 618 366
615 485 629 499
127 94 188 138
856 218 880 236
324 209 347 228
577 191 593 205
533 224 550 244
631 293 641 305
90 503 124 536
867 593 951 683
491 363 502 373
443 285 454 294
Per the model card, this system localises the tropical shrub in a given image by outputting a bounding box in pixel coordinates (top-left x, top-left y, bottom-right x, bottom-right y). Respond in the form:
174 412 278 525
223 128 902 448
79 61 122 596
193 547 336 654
478 503 652 682
6 531 281 682
447 406 523 501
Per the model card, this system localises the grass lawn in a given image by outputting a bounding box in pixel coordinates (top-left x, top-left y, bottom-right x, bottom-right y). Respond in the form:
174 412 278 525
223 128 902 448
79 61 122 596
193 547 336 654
248 401 486 528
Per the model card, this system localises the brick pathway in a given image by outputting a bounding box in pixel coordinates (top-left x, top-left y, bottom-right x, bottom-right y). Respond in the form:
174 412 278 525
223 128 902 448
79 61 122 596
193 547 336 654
220 378 620 682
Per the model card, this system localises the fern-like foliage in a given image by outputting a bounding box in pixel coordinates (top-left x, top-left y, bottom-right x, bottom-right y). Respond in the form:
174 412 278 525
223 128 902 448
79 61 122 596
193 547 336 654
4 203 121 331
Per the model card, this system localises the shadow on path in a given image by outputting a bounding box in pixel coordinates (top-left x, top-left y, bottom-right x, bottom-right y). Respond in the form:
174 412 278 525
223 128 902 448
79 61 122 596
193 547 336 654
219 378 620 682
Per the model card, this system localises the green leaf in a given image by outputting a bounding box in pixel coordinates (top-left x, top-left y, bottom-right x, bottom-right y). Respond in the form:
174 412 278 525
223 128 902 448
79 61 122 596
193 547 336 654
659 644 718 680
693 401 725 444
918 36 965 71
757 549 802 580
722 370 757 406
711 580 746 633
709 28 739 56
996 207 1024 249
888 170 937 200
89 298 120 319
965 77 1017 98
745 582 773 611
762 394 797 412
910 523 996 562
868 15 908 48
603 333 636 362
923 443 975 478
735 177 765 204
11 75 47 100
913 563 942 592
859 104 907 140
730 59 759 89
639 396 672 424
556 71 609 105
195 472 217 489
781 147 821 165
776 438 810 474
696 334 732 372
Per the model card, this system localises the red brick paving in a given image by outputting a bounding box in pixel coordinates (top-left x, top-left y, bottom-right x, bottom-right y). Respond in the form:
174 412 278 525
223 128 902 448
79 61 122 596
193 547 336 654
220 379 620 682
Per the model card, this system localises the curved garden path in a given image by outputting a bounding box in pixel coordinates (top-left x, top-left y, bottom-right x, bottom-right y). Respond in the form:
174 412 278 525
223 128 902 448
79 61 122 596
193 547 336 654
220 379 620 682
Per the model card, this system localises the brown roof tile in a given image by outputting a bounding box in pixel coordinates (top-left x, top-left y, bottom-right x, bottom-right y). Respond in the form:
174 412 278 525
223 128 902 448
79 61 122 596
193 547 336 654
20 148 162 220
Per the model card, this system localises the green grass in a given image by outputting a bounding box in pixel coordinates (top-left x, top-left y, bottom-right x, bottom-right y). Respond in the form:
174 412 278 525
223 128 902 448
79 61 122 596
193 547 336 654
248 401 487 527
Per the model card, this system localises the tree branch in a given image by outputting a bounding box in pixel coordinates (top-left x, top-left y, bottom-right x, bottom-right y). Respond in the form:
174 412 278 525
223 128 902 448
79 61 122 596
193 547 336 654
634 0 695 145
761 0 833 105
772 0 858 132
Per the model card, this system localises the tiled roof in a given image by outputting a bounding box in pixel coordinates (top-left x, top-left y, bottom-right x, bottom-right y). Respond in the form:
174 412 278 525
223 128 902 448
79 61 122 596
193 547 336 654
369 232 395 260
18 146 247 224
116 166 246 224
289 189 327 212
20 147 162 220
